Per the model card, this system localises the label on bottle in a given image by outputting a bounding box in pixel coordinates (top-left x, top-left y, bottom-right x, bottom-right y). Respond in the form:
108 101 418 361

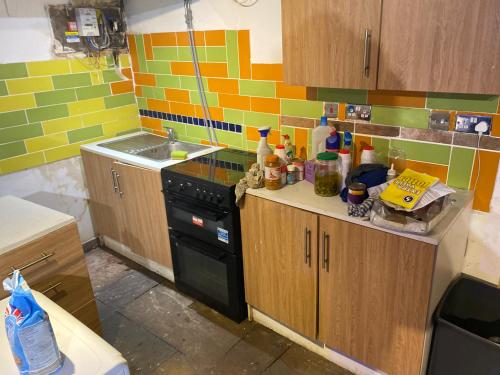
265 166 281 181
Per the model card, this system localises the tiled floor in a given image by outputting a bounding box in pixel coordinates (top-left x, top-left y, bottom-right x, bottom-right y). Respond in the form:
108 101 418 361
85 247 352 375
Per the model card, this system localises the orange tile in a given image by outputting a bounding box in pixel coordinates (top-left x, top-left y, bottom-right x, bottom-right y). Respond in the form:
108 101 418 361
194 106 224 121
469 150 499 212
134 73 156 86
199 63 228 78
111 80 134 95
338 103 346 121
143 34 154 60
150 32 177 46
201 139 228 147
176 31 205 46
295 128 309 159
276 82 307 100
251 64 283 81
153 130 167 137
134 85 143 97
219 93 251 111
246 127 280 144
141 117 162 131
170 102 195 117
127 35 140 72
165 88 190 103
147 98 169 113
238 30 251 79
251 97 280 114
205 30 226 46
353 135 372 166
405 160 448 184
121 67 132 79
306 87 318 101
491 114 500 137
171 62 195 76
207 78 239 94
367 90 426 108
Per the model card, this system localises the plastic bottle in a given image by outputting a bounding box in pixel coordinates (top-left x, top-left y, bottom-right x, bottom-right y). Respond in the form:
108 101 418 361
360 145 376 164
274 145 288 186
282 134 294 161
325 130 340 152
311 116 331 159
256 127 273 168
338 149 352 191
387 163 397 181
343 131 353 151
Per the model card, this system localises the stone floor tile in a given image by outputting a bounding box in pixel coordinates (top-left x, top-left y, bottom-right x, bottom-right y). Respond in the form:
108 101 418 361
85 247 131 291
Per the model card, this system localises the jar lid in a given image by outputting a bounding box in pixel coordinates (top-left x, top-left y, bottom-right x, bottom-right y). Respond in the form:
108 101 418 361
265 154 279 163
275 144 285 149
317 152 338 161
362 145 375 151
339 149 350 154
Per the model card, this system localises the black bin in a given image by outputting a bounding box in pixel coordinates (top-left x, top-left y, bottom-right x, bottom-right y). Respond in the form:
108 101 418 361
428 274 500 375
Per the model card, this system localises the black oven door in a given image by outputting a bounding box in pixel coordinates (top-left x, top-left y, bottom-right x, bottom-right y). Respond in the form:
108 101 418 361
166 195 240 253
169 231 246 322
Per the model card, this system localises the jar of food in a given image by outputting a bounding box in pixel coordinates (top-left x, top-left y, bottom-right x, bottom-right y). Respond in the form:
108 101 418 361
314 152 340 197
347 182 367 204
286 164 297 185
291 158 305 181
264 154 282 190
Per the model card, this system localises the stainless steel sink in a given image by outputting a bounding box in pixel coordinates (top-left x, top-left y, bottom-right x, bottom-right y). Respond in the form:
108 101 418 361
98 133 210 161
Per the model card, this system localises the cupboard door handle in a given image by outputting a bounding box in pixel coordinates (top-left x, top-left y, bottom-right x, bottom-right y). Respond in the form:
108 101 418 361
304 228 308 264
322 232 326 269
8 252 54 276
115 173 124 197
363 29 371 78
111 169 118 192
304 228 311 267
325 233 330 272
41 282 62 295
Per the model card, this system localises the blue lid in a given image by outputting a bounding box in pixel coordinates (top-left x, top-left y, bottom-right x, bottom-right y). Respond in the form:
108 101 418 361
319 116 328 126
258 126 271 137
344 131 353 145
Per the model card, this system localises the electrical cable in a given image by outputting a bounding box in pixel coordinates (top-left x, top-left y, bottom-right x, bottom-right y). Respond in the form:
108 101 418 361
473 133 482 190
233 0 259 7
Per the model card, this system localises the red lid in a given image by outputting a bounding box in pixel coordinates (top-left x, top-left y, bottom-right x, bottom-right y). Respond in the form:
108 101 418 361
362 145 375 151
330 130 337 136
276 144 285 149
339 149 350 154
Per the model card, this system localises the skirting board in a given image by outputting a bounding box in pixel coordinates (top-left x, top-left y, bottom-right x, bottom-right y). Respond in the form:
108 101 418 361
102 235 175 282
249 306 386 375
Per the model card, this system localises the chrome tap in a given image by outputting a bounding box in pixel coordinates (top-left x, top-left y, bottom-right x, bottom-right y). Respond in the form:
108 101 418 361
165 127 176 144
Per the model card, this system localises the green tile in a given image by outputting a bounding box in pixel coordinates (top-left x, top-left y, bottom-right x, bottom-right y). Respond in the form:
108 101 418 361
226 31 239 79
134 35 148 73
53 73 92 89
27 104 69 123
206 47 227 62
0 141 26 159
224 109 244 124
190 91 218 106
239 80 275 98
68 124 103 143
104 93 136 108
141 86 165 100
146 61 171 75
0 81 6 96
137 97 147 109
281 99 323 118
317 88 367 104
427 93 499 113
179 76 207 90
178 46 206 62
0 63 27 80
371 137 390 165
153 47 178 61
35 89 76 106
447 147 475 189
244 111 280 129
390 139 450 165
0 123 43 143
102 70 123 83
162 120 186 137
156 75 181 88
215 129 242 148
76 84 111 100
185 124 209 139
0 110 27 128
371 106 429 128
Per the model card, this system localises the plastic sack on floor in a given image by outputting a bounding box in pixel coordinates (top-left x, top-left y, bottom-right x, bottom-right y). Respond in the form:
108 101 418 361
3 270 63 375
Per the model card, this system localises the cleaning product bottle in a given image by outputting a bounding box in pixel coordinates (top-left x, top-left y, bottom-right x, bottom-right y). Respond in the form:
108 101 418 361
256 127 273 168
274 145 288 186
387 163 397 181
325 130 340 152
338 149 352 191
282 134 294 161
311 116 331 159
343 131 353 151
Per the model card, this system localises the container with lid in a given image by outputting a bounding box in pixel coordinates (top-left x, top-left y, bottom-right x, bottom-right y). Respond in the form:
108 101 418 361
347 182 367 204
338 149 352 191
274 145 287 186
325 130 340 152
264 155 282 190
292 158 305 181
360 145 376 164
311 116 331 159
314 152 340 197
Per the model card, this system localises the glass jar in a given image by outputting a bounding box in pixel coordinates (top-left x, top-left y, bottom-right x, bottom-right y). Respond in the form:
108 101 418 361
388 146 406 175
264 154 282 190
314 152 340 197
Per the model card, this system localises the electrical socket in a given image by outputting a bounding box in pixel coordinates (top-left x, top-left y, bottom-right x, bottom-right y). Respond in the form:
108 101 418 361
345 104 371 121
455 114 492 135
429 111 451 131
324 102 339 118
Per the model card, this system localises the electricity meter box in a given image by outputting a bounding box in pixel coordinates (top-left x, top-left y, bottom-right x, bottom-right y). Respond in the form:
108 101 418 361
75 8 100 37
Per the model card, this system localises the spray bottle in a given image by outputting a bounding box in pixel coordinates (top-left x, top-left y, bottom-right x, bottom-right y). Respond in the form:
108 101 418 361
282 134 294 161
257 127 273 169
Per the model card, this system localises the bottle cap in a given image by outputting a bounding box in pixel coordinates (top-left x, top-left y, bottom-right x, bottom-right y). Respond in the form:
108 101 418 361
330 130 337 136
362 145 375 151
344 131 353 145
317 152 338 161
275 144 285 149
339 149 350 154
282 134 290 140
319 116 328 126
258 127 271 137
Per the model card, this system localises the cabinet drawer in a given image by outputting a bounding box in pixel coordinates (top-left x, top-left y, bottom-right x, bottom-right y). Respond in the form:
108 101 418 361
71 299 102 335
0 222 84 283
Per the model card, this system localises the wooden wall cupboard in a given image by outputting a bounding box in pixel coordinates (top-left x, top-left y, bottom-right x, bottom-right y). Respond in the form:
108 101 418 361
281 0 500 94
241 194 468 374
81 150 172 269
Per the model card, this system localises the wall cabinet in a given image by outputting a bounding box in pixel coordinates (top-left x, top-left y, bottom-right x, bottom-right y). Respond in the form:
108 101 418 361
281 0 500 94
81 150 172 269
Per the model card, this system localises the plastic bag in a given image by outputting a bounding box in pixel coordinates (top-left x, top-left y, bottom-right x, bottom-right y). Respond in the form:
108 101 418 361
3 270 63 375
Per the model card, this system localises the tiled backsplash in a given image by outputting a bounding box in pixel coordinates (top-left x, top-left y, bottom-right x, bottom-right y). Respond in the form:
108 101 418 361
0 55 140 174
129 30 500 212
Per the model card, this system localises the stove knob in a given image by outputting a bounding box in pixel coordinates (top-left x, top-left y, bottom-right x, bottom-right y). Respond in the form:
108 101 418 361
209 192 215 202
167 179 173 186
195 188 201 197
179 183 184 191
216 194 223 203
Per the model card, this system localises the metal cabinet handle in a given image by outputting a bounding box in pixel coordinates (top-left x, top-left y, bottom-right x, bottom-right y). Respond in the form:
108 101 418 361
363 29 371 78
41 282 62 295
304 228 311 267
115 173 124 197
111 169 118 192
8 252 54 276
322 232 330 272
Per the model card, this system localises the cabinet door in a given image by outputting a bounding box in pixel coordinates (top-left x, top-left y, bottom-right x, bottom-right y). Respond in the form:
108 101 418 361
282 0 381 89
241 195 318 339
114 161 172 268
81 150 124 242
378 0 500 93
319 216 435 375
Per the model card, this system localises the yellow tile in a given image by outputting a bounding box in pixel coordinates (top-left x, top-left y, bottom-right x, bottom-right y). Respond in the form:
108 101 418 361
27 60 71 76
68 97 105 116
82 108 118 126
42 116 82 134
102 117 140 137
0 94 36 112
0 152 45 175
70 58 99 73
119 54 131 69
44 143 81 163
6 77 53 94
90 71 104 85
25 133 68 152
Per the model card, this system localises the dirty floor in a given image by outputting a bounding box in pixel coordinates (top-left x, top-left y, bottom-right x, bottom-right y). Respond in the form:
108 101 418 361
85 247 353 375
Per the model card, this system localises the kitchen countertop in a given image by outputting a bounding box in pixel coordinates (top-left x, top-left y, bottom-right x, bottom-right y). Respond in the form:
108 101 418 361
246 181 473 246
0 196 75 255
81 131 222 171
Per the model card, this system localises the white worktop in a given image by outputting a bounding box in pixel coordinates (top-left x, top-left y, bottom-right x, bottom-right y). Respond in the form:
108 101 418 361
81 131 222 171
0 196 75 255
246 181 473 245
